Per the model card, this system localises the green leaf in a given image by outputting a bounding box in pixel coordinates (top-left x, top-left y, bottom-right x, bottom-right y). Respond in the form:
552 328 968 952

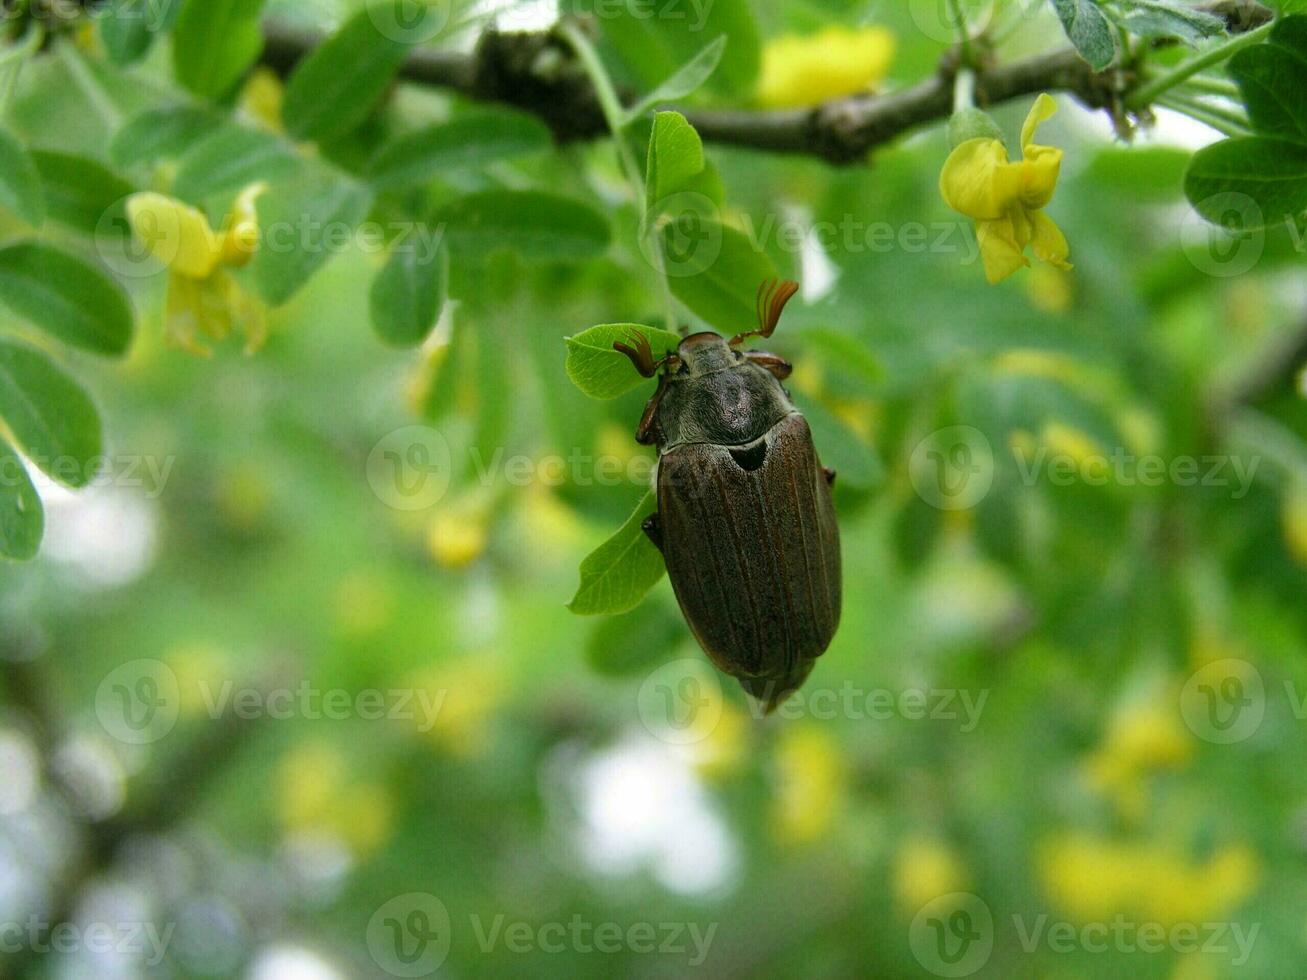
30 151 134 238
600 0 760 97
251 173 373 306
646 111 705 206
172 0 267 100
568 489 665 615
663 221 776 331
1052 0 1117 70
626 36 727 123
1117 0 1225 44
111 105 221 169
1184 136 1307 229
0 339 102 488
585 598 684 675
367 111 552 189
0 437 42 561
171 124 300 204
1229 43 1307 142
565 323 682 399
99 0 166 66
799 396 883 490
282 8 410 143
436 191 610 262
0 128 44 226
0 242 133 356
370 234 448 347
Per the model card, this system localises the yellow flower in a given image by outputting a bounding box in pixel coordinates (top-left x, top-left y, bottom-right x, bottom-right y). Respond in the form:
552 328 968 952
240 67 285 133
1039 833 1259 926
770 723 845 844
940 93 1072 283
894 836 969 914
126 184 268 356
756 26 895 108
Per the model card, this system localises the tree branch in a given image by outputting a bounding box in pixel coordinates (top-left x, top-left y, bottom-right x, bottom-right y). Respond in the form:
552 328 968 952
259 1 1271 165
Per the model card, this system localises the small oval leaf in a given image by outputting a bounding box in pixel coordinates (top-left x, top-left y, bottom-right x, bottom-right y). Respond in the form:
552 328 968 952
0 339 103 488
0 242 134 356
565 323 682 399
282 8 410 143
367 111 552 189
0 127 44 227
251 173 373 306
172 0 267 100
111 105 222 169
0 438 42 561
370 235 448 347
663 221 776 331
31 150 134 238
172 124 300 204
437 191 610 262
568 489 665 615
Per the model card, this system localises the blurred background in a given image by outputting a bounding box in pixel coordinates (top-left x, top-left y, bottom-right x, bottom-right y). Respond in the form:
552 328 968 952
2 0 1306 976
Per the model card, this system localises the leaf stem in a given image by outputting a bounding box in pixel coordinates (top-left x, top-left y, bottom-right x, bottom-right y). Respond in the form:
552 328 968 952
1126 21 1274 110
954 66 976 114
1155 93 1250 137
948 0 973 65
559 20 678 335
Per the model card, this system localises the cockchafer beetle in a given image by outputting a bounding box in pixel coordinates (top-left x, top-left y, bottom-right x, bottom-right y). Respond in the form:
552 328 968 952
615 279 842 711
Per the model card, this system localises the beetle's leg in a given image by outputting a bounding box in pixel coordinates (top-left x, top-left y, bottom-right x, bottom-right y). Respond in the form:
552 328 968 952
745 351 792 380
823 467 837 487
642 513 663 552
634 373 671 445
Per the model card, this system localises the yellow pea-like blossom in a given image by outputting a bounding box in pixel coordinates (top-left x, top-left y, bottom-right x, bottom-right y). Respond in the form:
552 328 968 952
126 183 268 356
1039 833 1259 926
770 723 846 844
940 93 1072 284
756 26 895 108
893 836 969 914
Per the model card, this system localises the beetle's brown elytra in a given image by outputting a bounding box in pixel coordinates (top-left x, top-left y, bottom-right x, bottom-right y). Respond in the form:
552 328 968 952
615 279 843 712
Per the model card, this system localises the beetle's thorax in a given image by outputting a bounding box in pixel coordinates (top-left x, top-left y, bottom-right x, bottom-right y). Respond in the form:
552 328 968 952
654 332 796 451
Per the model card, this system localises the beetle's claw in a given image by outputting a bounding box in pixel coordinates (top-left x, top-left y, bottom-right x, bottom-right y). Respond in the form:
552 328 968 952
823 467 837 487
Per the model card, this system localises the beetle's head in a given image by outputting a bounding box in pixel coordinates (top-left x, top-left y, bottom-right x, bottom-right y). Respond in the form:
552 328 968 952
677 331 734 375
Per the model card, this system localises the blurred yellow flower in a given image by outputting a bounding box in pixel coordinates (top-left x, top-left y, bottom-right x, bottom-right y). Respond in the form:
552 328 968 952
1024 263 1073 313
409 657 506 758
1085 692 1192 820
940 93 1071 284
771 723 845 844
427 499 490 568
1040 833 1259 926
126 183 268 356
277 740 395 856
756 26 895 108
1282 483 1307 566
240 67 285 133
687 700 747 780
894 836 968 914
